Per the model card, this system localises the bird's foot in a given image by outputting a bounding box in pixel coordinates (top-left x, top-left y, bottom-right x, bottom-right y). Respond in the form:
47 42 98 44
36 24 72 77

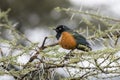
64 50 74 60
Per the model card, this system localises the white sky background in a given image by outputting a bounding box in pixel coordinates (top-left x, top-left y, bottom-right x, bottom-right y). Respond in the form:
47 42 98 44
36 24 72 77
69 0 120 18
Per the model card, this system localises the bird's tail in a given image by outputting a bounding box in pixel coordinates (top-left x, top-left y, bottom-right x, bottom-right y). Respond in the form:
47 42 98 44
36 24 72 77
77 44 92 52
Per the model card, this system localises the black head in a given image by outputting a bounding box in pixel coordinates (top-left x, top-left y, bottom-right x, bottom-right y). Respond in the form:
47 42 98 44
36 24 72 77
54 25 71 40
54 25 70 33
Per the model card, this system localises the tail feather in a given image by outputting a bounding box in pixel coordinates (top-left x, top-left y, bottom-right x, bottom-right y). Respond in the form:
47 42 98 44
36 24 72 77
77 44 92 52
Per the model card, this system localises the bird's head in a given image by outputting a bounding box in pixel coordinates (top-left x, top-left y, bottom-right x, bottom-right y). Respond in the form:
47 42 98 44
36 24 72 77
54 25 70 33
54 25 71 40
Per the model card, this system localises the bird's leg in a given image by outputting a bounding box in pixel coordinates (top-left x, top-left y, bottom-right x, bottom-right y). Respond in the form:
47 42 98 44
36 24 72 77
60 50 74 64
64 49 74 60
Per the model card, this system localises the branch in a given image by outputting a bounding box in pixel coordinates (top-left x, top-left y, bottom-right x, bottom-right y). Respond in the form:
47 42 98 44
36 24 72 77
28 37 58 63
55 7 120 22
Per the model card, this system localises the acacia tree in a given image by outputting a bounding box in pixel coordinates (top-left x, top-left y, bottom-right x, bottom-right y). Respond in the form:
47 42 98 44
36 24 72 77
0 8 120 80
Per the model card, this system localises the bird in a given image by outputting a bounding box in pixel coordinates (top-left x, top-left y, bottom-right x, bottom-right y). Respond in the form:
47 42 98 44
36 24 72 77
54 25 92 52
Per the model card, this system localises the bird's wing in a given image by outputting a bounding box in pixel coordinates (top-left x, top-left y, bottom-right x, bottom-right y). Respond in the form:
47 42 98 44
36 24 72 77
70 31 90 46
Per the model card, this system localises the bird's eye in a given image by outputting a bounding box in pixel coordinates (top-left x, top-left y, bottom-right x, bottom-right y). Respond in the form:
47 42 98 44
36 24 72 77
59 28 62 30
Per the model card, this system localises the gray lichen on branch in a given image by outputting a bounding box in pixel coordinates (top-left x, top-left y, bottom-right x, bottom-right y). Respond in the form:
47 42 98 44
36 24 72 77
0 8 120 80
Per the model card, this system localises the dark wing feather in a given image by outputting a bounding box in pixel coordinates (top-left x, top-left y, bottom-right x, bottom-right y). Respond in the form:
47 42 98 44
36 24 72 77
70 31 91 51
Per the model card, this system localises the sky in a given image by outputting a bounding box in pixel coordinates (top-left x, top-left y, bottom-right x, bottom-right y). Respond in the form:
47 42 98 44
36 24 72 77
69 0 120 18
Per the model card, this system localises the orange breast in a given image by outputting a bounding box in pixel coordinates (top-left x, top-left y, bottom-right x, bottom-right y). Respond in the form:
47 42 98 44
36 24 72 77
59 32 77 50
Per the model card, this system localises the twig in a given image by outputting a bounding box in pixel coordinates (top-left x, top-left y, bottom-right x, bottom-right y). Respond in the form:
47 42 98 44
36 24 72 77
94 59 108 73
55 7 120 22
41 37 48 49
80 70 96 79
28 37 58 63
89 29 120 40
99 53 113 66
21 37 58 79
0 48 3 57
115 36 119 46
